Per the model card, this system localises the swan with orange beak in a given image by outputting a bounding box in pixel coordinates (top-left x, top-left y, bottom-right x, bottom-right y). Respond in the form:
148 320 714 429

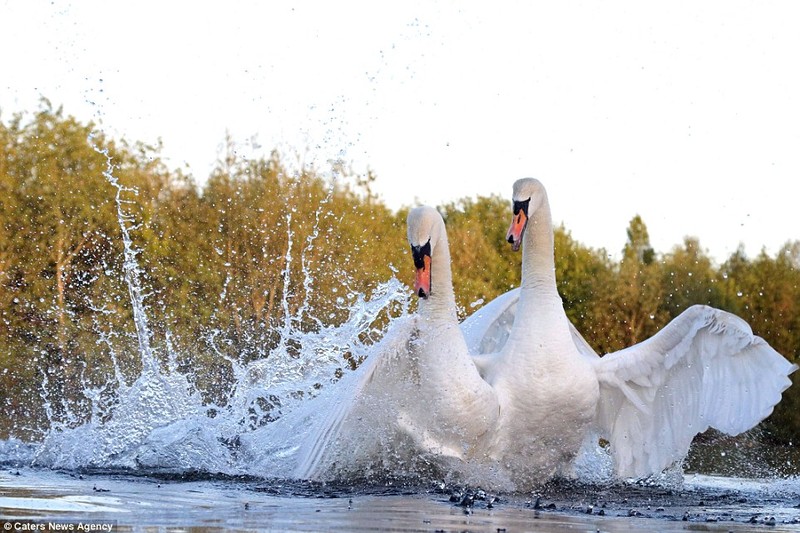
288 206 501 486
475 177 796 485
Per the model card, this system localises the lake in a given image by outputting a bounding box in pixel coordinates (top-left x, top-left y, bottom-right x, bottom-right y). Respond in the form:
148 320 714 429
1 466 798 532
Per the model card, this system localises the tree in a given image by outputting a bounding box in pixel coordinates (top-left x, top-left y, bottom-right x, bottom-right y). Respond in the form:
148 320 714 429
440 196 519 319
622 214 655 265
553 225 614 350
1 102 798 447
586 216 667 353
660 237 722 317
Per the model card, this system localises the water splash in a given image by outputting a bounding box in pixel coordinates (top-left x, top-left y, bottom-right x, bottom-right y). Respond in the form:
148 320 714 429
27 141 411 475
95 140 157 372
32 141 204 468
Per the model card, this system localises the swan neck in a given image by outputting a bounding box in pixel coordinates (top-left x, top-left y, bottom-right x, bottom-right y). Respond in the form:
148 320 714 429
521 196 557 293
419 229 458 322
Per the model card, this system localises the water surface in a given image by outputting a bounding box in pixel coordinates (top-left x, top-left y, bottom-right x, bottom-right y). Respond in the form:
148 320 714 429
2 467 798 532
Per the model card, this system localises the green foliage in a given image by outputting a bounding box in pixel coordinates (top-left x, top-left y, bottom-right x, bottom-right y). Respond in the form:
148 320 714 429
0 103 798 446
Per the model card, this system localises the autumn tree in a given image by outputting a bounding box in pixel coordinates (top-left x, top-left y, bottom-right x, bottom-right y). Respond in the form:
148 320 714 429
583 216 667 353
552 225 614 350
659 237 723 316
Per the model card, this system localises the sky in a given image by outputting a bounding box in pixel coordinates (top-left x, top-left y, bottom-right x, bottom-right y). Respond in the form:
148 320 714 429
2 1 799 263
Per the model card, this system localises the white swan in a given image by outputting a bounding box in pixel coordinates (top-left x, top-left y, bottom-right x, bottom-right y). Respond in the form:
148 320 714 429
286 206 498 482
474 181 600 488
468 177 797 481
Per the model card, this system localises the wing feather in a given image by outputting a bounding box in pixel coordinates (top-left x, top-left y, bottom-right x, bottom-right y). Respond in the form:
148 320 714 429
593 305 796 478
292 315 419 479
462 288 599 362
461 288 520 354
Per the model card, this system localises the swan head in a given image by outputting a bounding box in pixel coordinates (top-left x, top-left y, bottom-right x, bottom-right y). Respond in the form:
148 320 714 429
506 178 544 251
407 206 444 299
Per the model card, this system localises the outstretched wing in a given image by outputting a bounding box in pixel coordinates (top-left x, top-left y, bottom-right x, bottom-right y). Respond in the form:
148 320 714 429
593 304 797 478
292 315 419 479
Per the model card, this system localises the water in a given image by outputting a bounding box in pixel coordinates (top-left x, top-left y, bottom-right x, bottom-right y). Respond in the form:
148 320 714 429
1 468 798 531
23 151 412 476
1 151 799 530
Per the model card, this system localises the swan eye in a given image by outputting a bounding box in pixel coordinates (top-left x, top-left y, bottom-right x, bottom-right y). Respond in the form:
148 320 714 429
411 239 432 269
513 198 531 217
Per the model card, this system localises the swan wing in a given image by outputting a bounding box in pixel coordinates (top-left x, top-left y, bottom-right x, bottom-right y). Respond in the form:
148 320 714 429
461 288 520 354
461 288 599 362
593 304 797 479
569 320 601 362
293 315 418 479
296 312 501 479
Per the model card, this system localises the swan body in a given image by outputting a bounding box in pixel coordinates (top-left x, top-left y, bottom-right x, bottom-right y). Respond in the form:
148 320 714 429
471 182 599 487
467 177 796 481
287 206 498 483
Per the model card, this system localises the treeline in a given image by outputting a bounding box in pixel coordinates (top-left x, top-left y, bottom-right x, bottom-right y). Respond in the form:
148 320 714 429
1 104 798 444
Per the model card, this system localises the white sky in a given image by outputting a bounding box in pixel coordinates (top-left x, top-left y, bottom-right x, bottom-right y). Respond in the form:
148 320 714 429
2 1 799 263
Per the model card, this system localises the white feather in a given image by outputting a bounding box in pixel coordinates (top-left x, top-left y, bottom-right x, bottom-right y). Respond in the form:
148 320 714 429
593 304 796 478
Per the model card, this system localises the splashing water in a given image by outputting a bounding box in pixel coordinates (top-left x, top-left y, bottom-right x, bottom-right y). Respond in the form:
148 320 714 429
30 143 202 469
24 143 411 476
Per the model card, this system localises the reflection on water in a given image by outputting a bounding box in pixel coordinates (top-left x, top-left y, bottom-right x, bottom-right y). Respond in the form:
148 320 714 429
0 468 798 532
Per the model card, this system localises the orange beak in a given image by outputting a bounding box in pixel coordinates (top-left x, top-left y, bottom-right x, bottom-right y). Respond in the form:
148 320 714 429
506 209 528 252
414 255 431 298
